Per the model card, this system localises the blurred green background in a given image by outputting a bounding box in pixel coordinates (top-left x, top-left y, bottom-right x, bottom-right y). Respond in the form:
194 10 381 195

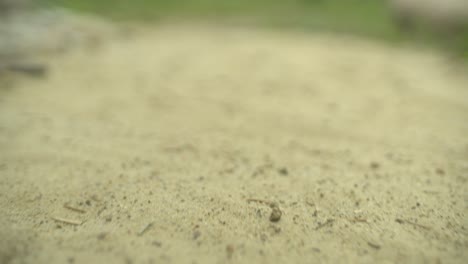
40 0 467 58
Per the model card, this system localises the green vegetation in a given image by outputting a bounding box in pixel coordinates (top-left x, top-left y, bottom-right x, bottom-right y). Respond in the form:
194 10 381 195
39 0 467 57
39 0 396 36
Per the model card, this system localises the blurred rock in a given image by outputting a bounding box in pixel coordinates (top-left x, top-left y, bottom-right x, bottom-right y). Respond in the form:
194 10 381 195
0 8 118 59
0 6 121 79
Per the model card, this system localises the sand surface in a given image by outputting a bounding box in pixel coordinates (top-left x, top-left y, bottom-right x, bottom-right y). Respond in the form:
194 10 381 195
1 25 468 264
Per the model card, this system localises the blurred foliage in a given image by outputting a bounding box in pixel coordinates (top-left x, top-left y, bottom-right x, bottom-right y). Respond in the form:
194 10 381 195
38 0 396 35
39 0 467 58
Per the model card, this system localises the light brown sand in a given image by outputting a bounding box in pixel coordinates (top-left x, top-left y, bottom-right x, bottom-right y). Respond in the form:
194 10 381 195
1 25 467 264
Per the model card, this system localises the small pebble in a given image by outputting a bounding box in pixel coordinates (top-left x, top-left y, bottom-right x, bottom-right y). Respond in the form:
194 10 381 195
152 241 162 247
370 162 380 169
269 206 282 222
278 167 288 176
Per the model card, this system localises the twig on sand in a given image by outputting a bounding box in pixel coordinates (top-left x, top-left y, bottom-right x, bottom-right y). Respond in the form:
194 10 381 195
138 222 154 236
51 216 83 226
395 218 431 230
64 203 86 214
348 217 368 223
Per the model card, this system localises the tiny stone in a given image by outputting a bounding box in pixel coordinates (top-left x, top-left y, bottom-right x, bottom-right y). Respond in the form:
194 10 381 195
278 167 288 176
270 207 282 222
152 241 162 247
367 242 381 250
370 162 380 169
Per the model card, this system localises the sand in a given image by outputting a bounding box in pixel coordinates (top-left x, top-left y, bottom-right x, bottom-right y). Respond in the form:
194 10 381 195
1 25 467 264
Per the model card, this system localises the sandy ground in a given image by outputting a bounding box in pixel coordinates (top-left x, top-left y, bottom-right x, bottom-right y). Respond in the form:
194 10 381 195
1 25 468 264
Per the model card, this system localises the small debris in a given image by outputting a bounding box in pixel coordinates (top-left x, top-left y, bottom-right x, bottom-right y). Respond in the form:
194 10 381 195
251 163 273 177
306 201 319 217
51 216 83 226
268 224 282 234
367 242 381 250
64 203 86 214
370 162 380 169
269 205 282 222
247 198 269 204
97 206 107 216
315 218 334 230
395 218 430 230
247 198 282 222
348 218 368 223
277 167 288 176
193 230 201 240
138 222 154 236
152 241 162 247
311 247 321 253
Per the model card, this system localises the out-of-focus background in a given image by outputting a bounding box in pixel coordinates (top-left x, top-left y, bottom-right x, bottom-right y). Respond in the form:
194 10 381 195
35 0 468 57
1 1 468 264
1 0 468 59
